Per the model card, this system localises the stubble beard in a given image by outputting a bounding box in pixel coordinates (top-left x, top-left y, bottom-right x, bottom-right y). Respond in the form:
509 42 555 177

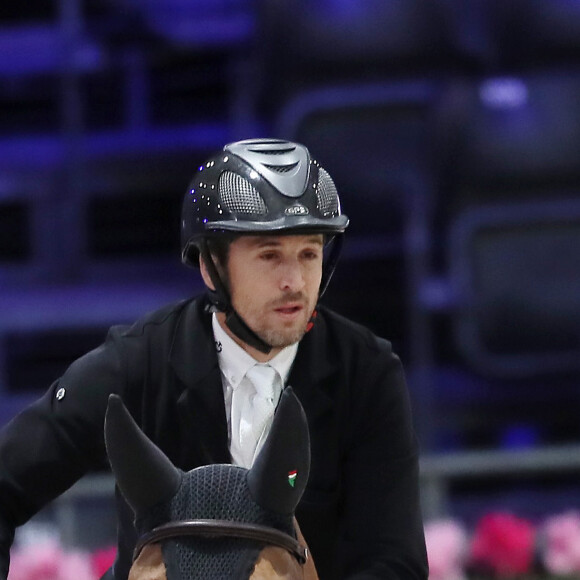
244 295 315 349
256 324 308 349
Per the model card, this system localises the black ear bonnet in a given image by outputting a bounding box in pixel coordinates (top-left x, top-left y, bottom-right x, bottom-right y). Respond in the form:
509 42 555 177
105 388 310 579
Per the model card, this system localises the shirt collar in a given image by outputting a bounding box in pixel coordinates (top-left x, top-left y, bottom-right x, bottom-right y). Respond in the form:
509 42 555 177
212 313 298 389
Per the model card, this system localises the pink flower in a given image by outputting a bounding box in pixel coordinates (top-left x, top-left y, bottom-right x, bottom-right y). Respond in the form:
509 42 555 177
58 551 95 580
469 512 536 577
91 546 117 578
424 519 468 580
8 540 95 580
542 511 580 575
9 540 62 580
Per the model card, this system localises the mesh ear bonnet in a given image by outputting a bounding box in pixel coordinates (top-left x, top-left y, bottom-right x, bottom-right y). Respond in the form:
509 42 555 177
142 465 295 580
181 138 349 267
105 389 310 580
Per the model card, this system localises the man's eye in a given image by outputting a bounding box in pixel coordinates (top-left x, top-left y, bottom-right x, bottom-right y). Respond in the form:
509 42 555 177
303 251 320 260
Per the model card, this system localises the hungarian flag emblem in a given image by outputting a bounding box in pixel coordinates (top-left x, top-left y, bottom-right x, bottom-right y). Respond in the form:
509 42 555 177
287 470 297 488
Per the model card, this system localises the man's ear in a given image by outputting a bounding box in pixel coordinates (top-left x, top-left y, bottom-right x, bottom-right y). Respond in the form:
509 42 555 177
199 255 216 291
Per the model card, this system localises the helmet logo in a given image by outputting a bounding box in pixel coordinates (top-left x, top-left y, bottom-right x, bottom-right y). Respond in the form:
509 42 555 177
285 204 309 216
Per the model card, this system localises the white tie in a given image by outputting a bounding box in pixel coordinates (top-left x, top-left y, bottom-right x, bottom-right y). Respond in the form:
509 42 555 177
238 364 280 467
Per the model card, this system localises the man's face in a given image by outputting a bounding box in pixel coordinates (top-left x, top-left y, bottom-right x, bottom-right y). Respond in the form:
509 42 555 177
223 234 324 353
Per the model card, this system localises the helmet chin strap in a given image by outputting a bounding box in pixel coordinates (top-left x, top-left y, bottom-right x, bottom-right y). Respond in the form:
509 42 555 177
319 234 343 298
200 234 344 356
200 240 273 355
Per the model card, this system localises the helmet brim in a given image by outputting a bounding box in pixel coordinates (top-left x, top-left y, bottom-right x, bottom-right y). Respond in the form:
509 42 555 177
204 214 349 235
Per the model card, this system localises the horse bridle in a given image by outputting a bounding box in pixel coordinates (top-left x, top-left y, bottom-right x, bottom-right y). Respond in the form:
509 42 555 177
134 519 309 565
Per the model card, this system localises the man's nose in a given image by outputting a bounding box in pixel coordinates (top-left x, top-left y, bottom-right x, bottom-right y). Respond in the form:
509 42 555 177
279 260 305 291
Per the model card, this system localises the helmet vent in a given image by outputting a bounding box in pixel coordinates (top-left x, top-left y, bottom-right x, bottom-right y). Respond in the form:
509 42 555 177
247 145 296 155
219 171 268 215
316 168 340 216
263 162 299 174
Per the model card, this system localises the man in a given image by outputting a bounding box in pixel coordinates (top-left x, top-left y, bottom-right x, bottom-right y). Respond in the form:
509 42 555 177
0 139 428 578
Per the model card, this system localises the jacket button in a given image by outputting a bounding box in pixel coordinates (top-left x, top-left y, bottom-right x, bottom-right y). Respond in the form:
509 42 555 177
56 387 66 401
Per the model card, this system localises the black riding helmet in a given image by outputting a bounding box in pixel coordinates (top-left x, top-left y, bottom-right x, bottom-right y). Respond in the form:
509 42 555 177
181 138 349 353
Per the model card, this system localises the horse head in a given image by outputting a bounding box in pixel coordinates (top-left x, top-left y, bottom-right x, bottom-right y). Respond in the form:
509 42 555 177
104 388 318 579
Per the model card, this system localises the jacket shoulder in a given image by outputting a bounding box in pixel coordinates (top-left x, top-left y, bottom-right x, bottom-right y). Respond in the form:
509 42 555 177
115 297 194 339
63 297 200 386
316 305 393 355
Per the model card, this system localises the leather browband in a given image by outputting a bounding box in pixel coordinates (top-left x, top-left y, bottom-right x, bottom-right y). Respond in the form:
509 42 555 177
134 519 308 565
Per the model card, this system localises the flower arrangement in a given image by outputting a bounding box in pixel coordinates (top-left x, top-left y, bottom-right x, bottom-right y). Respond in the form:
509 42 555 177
7 511 580 580
426 510 580 579
8 540 116 580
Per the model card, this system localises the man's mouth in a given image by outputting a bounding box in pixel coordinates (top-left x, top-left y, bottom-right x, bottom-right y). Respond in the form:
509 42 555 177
274 304 303 315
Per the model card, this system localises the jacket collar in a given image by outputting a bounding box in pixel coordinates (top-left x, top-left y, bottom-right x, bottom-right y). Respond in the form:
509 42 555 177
170 296 219 389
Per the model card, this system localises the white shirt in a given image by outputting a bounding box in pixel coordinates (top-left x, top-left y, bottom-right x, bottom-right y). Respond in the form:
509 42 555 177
211 313 298 467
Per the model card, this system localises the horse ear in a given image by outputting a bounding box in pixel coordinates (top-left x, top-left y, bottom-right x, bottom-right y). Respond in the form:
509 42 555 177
105 394 182 516
247 387 310 515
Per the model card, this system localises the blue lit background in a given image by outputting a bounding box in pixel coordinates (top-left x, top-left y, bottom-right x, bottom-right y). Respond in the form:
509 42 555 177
2 0 580 467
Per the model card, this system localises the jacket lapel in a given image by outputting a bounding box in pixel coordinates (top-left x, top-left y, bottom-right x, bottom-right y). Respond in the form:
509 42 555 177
170 298 231 467
288 315 338 429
